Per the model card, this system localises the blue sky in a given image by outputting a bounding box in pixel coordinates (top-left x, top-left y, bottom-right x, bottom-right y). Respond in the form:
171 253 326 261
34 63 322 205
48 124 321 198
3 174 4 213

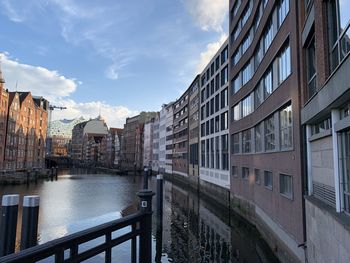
0 0 228 127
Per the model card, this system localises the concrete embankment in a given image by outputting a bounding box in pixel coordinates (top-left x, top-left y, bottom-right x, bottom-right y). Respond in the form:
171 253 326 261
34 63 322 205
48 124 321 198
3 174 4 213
0 169 53 185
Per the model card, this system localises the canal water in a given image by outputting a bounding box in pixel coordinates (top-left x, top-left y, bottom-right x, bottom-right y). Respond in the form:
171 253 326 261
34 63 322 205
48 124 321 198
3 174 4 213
0 169 279 262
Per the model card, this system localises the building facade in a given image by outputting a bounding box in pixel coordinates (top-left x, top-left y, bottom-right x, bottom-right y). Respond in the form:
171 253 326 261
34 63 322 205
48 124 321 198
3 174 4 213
0 68 8 170
120 112 158 171
199 39 230 189
152 114 160 172
300 0 350 262
159 103 174 174
172 90 189 176
71 117 109 165
229 0 305 261
143 119 155 167
188 76 200 183
106 128 123 168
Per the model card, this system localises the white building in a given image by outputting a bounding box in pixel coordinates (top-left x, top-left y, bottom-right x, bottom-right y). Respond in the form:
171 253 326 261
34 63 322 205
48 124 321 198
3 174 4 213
143 120 154 167
152 114 160 172
199 39 230 189
159 103 174 174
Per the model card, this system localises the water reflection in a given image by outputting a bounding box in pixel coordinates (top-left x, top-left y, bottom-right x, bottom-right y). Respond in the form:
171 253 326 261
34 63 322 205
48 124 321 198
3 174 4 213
156 181 279 263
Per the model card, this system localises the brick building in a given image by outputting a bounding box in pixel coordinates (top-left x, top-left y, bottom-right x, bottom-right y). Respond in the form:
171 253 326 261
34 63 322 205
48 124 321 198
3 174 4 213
0 68 9 169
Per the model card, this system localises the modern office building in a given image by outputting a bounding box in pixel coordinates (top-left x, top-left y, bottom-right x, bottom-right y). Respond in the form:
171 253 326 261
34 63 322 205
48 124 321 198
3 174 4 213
199 39 230 189
159 103 174 174
300 0 350 262
172 89 189 177
229 0 305 261
188 75 200 183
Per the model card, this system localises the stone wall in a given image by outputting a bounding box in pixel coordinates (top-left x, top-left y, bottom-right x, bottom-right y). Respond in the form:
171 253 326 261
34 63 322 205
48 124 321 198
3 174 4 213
306 197 350 263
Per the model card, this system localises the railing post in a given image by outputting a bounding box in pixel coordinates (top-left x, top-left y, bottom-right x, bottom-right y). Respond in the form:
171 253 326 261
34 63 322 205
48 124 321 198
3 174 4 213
137 190 155 263
0 194 19 256
21 196 40 250
156 174 163 221
143 167 149 190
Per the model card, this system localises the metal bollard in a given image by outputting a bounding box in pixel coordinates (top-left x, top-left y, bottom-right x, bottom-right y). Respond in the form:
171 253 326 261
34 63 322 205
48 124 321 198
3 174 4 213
20 196 40 250
137 190 155 263
0 194 19 256
156 174 163 220
143 167 149 189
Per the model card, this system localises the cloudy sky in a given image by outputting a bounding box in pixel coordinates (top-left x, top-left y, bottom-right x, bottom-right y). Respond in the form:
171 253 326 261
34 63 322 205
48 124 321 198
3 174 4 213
0 0 228 127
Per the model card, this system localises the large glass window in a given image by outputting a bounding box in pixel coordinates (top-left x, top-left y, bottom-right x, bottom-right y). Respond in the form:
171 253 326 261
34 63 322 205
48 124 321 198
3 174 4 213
255 82 263 109
280 174 293 198
255 122 263 152
242 32 252 54
264 20 273 52
263 69 273 98
221 66 228 86
233 49 241 66
242 94 253 117
280 104 293 149
278 0 290 27
265 115 275 151
328 0 350 72
242 167 249 180
306 37 317 98
255 169 261 184
242 129 252 153
206 139 210 168
341 130 350 213
278 45 291 84
215 116 220 133
242 62 252 85
221 88 228 109
221 111 228 130
233 104 241 121
210 138 215 168
215 94 220 112
233 74 242 93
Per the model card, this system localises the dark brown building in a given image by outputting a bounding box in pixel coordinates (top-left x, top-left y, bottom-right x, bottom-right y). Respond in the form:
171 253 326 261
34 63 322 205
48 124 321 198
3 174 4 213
229 0 304 261
172 89 189 177
300 0 350 262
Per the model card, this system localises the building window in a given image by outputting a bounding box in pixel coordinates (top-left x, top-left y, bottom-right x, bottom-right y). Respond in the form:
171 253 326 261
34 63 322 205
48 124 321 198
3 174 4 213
242 167 249 180
265 114 275 151
242 129 251 153
306 37 317 99
278 45 291 84
232 133 240 154
242 32 252 54
215 74 220 91
255 169 261 184
221 66 228 86
232 166 239 177
210 118 214 134
327 0 350 72
242 1 252 26
242 62 252 85
210 138 215 168
221 111 228 131
278 0 290 27
210 98 214 115
215 56 220 71
255 122 263 152
221 134 229 170
201 140 205 167
311 117 331 135
232 74 242 94
263 69 273 98
215 94 220 112
242 94 253 117
255 82 263 109
264 171 273 189
233 104 241 121
221 46 228 65
264 20 273 52
280 174 293 198
215 136 220 169
233 49 241 66
215 116 220 133
280 104 293 149
340 130 350 213
206 139 210 168
221 88 228 109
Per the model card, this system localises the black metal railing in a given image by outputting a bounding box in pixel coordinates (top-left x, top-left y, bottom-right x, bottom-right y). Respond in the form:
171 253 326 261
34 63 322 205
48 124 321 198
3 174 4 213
0 190 155 263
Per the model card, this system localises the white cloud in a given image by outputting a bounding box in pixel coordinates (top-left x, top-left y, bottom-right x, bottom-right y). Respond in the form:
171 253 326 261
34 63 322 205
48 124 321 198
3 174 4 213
183 0 228 32
196 33 227 74
0 53 137 128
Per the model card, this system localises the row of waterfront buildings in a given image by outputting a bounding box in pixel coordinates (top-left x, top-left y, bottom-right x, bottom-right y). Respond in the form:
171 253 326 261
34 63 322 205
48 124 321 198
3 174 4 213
0 69 48 171
117 1 350 262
